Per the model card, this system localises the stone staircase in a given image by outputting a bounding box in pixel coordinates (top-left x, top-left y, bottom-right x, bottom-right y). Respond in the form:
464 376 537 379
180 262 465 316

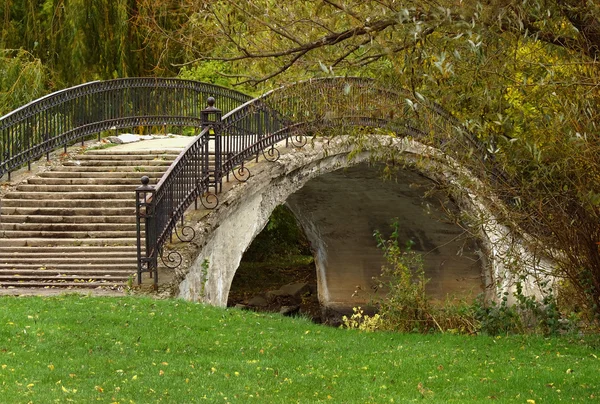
0 148 181 291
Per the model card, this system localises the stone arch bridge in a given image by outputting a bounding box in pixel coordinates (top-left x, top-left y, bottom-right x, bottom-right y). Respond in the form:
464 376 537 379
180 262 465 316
0 77 548 309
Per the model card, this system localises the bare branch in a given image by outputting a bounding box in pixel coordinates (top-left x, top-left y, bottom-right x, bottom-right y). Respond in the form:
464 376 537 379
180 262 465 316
321 0 363 22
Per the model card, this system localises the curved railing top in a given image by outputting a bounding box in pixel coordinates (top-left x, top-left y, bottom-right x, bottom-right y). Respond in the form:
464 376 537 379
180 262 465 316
220 77 488 160
0 78 252 179
1 78 251 125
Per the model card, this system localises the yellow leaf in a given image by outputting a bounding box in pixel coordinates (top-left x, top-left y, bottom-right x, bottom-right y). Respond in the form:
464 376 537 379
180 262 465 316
159 369 164 376
161 362 168 366
48 364 55 371
1 365 6 370
131 375 138 381
61 385 70 393
527 400 536 404
26 383 34 388
95 386 104 393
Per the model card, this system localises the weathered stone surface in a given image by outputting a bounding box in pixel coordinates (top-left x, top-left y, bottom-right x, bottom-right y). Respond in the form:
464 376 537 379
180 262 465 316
174 136 555 310
106 136 123 144
278 282 312 299
246 295 268 307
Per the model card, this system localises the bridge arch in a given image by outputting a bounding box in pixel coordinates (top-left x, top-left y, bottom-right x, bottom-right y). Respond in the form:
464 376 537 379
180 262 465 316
175 135 548 311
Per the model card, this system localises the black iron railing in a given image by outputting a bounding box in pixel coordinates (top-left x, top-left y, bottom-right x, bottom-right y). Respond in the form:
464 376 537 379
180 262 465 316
136 98 223 286
0 78 251 179
135 77 492 287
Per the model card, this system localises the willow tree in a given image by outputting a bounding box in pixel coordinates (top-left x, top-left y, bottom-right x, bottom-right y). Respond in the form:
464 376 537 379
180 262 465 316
140 0 600 320
0 0 177 109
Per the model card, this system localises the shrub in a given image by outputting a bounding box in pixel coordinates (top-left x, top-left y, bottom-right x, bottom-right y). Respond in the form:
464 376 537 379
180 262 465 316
340 307 383 332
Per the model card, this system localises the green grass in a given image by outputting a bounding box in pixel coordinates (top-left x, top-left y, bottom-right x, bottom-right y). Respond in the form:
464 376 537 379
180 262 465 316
0 295 598 403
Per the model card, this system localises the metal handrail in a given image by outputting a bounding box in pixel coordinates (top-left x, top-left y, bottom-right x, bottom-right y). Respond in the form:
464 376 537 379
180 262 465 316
0 78 252 179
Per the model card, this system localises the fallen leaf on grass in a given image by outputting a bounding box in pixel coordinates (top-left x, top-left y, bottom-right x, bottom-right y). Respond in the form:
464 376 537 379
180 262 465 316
417 382 434 398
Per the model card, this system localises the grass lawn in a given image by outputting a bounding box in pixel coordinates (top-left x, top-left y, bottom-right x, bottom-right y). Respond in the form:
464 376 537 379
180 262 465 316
0 295 598 403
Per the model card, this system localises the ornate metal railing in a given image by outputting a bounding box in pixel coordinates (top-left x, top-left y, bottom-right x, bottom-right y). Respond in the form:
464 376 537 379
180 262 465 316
212 77 488 188
0 78 251 179
136 99 223 286
135 77 494 288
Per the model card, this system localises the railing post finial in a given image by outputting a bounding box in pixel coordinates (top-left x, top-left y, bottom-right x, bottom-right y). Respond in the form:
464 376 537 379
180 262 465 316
201 96 222 127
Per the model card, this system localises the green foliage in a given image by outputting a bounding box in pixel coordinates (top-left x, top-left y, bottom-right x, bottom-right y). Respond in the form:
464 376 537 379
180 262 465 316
200 258 209 299
372 220 434 333
0 50 48 115
178 61 258 96
1 0 184 94
372 221 582 336
340 307 383 332
474 280 577 337
243 205 311 262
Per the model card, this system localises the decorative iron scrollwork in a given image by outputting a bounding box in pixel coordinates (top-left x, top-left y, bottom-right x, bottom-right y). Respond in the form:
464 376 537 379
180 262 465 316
262 146 281 162
174 225 195 243
159 248 183 269
200 192 219 209
290 134 307 148
232 164 251 182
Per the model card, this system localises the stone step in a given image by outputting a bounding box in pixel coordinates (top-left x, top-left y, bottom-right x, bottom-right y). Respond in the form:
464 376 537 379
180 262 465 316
52 165 169 173
0 262 135 270
78 153 178 161
0 267 133 274
0 281 126 288
0 246 137 254
0 253 137 261
62 160 172 167
1 199 134 208
0 237 137 247
16 184 139 193
27 177 159 186
0 207 136 216
4 191 134 200
85 149 182 155
0 222 136 232
0 275 131 281
0 230 139 239
0 254 137 265
0 215 137 224
37 171 165 179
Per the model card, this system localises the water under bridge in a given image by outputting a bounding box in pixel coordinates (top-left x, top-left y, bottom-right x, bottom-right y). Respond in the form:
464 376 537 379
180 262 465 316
0 77 547 312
